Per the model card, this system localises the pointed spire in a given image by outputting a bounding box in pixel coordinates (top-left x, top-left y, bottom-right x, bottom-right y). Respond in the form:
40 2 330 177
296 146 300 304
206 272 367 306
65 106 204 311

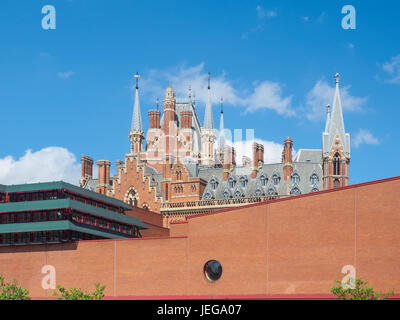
218 98 225 150
131 72 142 131
323 73 350 156
203 72 214 129
324 104 331 133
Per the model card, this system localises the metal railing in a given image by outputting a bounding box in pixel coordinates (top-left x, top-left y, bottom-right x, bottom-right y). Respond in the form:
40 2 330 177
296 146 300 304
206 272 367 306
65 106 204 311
160 194 287 214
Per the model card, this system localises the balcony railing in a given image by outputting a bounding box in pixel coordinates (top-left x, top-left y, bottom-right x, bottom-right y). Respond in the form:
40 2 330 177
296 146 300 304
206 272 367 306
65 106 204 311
160 194 288 215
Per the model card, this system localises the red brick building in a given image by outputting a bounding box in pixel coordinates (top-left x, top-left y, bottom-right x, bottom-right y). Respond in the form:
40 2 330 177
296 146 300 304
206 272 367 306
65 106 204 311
79 73 352 225
0 176 399 299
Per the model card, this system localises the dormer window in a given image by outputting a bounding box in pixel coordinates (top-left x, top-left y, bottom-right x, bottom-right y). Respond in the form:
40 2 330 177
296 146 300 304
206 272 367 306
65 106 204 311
228 177 235 188
290 187 301 195
240 176 247 188
260 175 267 186
272 174 280 186
310 173 319 185
210 178 218 190
292 173 300 185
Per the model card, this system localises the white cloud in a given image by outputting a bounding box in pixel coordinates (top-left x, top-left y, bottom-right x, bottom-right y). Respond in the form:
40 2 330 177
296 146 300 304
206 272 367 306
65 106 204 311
304 79 367 121
57 71 75 79
382 54 400 84
221 131 285 165
256 6 277 19
353 129 379 148
241 6 276 39
230 138 284 165
140 63 294 116
0 147 81 185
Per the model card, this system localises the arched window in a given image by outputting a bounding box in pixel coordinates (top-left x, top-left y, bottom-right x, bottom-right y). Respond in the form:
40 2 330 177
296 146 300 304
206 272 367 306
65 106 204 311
334 153 340 175
334 179 340 188
267 187 277 195
210 178 218 190
254 188 264 196
127 189 138 207
272 174 280 186
292 173 300 184
240 176 247 188
260 175 267 186
311 187 319 193
310 173 319 185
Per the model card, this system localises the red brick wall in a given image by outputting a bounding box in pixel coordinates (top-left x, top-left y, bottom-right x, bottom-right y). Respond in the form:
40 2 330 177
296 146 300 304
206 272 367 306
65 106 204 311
125 207 169 237
0 177 399 298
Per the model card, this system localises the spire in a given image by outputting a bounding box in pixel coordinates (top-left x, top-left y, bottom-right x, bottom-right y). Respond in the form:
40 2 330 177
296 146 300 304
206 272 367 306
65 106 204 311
324 104 331 133
203 72 214 129
131 72 142 131
218 98 225 150
323 73 350 156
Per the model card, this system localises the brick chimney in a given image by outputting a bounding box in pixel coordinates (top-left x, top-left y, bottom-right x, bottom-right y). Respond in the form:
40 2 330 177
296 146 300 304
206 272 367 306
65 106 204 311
96 160 111 195
81 155 93 179
223 146 236 181
282 137 293 184
148 110 161 129
251 143 264 178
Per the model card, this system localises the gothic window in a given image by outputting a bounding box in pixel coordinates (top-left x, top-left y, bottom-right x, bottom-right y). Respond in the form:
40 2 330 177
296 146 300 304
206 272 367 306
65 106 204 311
290 187 301 195
240 176 247 188
260 175 267 186
267 187 277 196
228 177 235 188
334 153 340 175
311 187 319 192
310 173 319 185
292 173 300 185
176 170 182 180
127 189 138 207
210 178 218 190
254 188 264 197
272 173 280 186
334 179 340 188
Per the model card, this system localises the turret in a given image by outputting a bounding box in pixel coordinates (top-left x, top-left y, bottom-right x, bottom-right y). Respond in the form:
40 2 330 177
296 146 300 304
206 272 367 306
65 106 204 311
322 73 351 189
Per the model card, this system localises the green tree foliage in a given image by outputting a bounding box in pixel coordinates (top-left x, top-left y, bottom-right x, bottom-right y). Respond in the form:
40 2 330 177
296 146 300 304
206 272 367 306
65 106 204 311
331 276 394 300
0 275 31 300
53 283 106 300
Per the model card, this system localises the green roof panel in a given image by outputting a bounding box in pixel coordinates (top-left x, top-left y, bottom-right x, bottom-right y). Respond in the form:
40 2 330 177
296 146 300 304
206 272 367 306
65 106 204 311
4 181 132 210
0 220 130 239
0 199 148 229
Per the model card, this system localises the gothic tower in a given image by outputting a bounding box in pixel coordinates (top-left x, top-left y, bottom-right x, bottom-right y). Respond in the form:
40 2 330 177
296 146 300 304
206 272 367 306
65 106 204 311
129 72 144 154
322 73 351 189
201 72 216 166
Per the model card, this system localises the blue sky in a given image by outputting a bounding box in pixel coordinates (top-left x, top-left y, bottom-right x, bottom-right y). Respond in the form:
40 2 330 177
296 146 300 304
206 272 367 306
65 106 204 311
0 0 399 185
